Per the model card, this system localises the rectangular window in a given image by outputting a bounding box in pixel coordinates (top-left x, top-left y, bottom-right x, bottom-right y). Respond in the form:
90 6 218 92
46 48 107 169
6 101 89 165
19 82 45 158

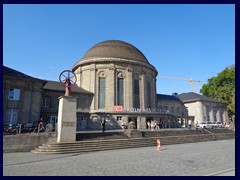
207 116 210 121
117 78 124 106
117 116 122 121
171 106 174 113
42 97 50 107
8 88 20 100
134 79 140 108
147 82 151 108
177 107 180 114
99 77 106 109
206 106 210 113
214 116 217 121
6 109 18 124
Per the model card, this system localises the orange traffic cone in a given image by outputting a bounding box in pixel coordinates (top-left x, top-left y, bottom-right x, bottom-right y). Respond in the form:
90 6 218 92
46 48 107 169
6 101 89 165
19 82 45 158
157 139 161 151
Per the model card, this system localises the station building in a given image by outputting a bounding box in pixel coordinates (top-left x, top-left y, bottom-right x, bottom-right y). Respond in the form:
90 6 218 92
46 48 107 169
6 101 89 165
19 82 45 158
3 40 229 130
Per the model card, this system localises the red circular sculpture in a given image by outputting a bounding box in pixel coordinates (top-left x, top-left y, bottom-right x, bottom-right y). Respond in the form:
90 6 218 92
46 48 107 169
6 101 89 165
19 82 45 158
59 70 77 96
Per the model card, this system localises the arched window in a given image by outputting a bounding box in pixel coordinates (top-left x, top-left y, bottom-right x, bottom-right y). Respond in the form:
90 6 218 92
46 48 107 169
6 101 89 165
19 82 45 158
134 79 140 108
98 72 106 109
147 81 151 108
116 72 124 106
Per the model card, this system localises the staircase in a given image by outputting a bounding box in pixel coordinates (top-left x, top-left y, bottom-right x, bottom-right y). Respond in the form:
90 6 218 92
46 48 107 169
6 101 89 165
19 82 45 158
31 129 234 154
76 131 129 141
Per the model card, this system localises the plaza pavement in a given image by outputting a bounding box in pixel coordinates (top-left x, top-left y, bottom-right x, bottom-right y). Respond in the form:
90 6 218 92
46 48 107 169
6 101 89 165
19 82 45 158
3 139 235 176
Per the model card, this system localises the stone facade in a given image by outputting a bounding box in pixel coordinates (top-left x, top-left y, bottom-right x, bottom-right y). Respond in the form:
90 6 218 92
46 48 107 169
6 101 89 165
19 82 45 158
156 95 192 128
3 40 229 131
74 62 157 112
184 101 228 124
3 70 44 125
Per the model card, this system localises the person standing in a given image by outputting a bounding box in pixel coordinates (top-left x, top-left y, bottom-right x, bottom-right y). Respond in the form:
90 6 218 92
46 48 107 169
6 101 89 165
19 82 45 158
147 121 151 129
101 118 106 133
155 121 160 129
151 121 155 131
121 120 126 131
178 119 181 128
188 119 192 130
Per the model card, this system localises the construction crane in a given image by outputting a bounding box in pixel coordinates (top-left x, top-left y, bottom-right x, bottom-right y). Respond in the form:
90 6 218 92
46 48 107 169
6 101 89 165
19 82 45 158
158 76 201 92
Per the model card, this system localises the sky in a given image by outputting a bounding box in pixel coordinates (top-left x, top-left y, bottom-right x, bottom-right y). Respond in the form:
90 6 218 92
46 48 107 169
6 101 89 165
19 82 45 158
3 4 235 95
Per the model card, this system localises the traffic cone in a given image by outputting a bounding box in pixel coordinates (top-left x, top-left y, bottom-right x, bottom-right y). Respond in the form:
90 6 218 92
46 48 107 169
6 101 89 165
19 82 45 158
157 139 161 151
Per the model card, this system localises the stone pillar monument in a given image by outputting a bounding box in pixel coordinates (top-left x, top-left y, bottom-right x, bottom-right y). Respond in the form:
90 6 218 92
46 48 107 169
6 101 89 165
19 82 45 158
57 96 77 142
57 70 77 143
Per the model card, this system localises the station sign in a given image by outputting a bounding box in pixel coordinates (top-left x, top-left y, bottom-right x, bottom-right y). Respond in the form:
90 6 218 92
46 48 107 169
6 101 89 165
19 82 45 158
114 106 123 112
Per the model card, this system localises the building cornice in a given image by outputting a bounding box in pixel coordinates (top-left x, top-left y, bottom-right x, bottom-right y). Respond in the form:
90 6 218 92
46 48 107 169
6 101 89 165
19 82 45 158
72 57 158 76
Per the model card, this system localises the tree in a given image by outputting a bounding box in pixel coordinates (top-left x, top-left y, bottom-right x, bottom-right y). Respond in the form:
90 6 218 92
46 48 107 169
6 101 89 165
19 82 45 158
200 65 235 122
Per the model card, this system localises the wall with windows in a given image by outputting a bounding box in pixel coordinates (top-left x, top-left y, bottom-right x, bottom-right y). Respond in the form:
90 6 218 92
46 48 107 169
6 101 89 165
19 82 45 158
183 101 228 124
74 62 157 113
3 77 44 125
156 99 186 116
41 90 93 127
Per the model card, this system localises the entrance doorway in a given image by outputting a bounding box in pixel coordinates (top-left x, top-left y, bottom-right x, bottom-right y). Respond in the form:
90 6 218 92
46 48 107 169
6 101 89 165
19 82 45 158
146 117 153 129
50 116 58 131
128 117 137 129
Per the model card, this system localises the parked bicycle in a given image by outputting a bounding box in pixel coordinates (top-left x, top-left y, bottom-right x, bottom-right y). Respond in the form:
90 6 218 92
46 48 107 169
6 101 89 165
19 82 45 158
3 124 19 135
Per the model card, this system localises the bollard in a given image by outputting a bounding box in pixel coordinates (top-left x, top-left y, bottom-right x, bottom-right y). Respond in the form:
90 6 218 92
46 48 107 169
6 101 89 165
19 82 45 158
157 139 161 151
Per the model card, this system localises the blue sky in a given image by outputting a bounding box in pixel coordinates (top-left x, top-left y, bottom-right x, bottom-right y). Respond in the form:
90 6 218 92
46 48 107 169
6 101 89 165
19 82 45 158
3 4 235 95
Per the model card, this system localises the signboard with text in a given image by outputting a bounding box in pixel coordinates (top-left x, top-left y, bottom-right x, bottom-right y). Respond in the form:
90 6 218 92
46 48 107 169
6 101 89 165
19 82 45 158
114 106 123 112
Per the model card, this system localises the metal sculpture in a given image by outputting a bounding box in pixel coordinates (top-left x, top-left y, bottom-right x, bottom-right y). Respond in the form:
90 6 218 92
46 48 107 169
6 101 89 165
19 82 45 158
59 70 77 96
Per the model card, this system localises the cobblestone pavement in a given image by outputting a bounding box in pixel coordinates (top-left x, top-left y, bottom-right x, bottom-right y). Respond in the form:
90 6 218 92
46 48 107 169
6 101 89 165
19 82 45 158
3 139 235 176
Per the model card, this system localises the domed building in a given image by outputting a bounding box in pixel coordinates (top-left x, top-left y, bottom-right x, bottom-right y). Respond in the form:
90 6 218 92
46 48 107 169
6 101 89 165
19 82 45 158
3 40 229 132
72 40 159 129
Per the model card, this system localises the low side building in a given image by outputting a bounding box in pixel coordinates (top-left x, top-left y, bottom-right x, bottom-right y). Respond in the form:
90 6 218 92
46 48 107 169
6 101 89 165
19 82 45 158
175 92 228 125
3 66 45 125
41 81 93 130
156 94 194 128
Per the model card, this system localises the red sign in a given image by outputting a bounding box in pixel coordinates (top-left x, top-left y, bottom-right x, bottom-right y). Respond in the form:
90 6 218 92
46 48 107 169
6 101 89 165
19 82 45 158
114 106 123 112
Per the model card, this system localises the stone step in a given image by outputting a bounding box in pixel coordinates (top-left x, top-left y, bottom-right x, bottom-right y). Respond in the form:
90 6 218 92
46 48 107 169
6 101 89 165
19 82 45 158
31 129 235 154
32 140 157 154
42 138 149 147
31 144 153 154
36 142 155 151
39 141 155 150
39 140 155 150
31 137 201 154
142 130 209 137
76 132 129 141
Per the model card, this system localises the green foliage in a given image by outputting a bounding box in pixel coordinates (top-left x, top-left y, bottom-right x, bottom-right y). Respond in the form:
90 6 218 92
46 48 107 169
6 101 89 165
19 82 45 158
200 65 235 121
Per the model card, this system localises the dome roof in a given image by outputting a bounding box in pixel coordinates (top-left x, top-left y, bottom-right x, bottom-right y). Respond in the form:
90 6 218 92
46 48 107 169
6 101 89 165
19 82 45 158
79 40 149 64
73 40 158 76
